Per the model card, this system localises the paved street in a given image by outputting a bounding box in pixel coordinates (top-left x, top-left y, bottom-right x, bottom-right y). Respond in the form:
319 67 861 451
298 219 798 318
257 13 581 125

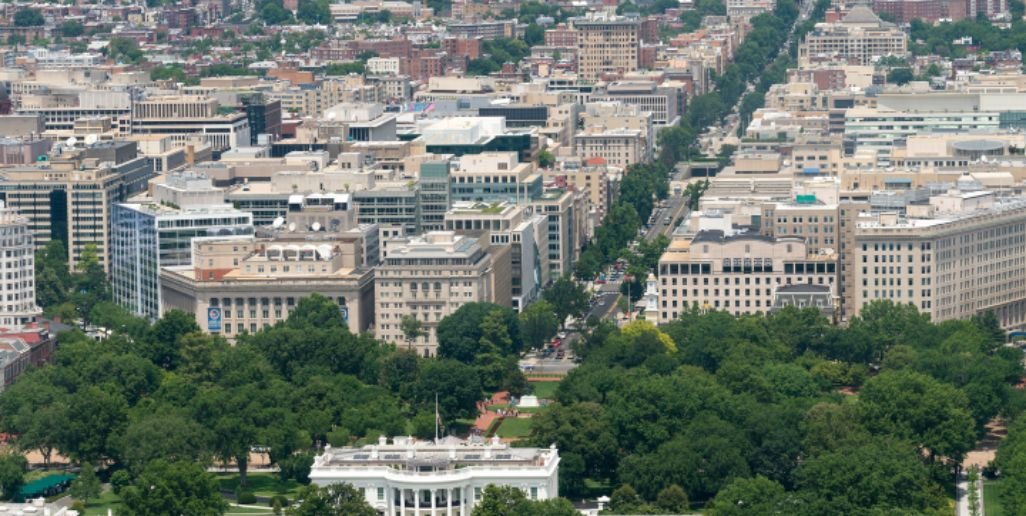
644 193 689 240
588 281 622 320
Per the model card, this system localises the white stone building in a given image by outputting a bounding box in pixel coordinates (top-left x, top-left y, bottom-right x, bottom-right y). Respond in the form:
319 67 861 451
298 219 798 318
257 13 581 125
0 202 40 329
309 435 560 516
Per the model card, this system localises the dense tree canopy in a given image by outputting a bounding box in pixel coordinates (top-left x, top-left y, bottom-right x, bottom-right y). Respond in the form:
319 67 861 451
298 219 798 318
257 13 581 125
524 303 1021 512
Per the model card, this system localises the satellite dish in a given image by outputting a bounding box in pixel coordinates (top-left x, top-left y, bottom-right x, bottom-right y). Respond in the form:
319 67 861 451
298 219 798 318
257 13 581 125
272 217 285 228
287 222 296 232
85 134 99 145
311 222 322 232
66 137 78 147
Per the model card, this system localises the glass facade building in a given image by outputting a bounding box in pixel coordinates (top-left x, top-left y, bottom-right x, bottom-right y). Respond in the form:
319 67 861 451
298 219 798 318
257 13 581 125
112 203 253 320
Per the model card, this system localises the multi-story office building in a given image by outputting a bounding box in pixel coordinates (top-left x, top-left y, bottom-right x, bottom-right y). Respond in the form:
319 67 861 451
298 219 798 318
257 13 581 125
589 81 681 126
445 202 549 310
374 231 511 356
131 96 250 152
798 6 908 66
449 152 543 204
448 20 517 40
355 185 421 235
112 172 254 320
17 90 133 136
320 103 398 142
0 203 40 329
530 188 589 279
580 102 655 161
0 143 152 270
657 228 838 323
420 160 453 232
309 435 560 516
844 107 1001 161
241 96 282 145
574 128 645 169
413 118 535 163
546 158 619 225
574 13 640 81
854 189 1026 328
873 0 968 22
161 228 377 337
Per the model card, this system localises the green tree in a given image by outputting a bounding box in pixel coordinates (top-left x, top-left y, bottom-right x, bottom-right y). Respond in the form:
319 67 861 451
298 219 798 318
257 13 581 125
287 483 377 516
71 243 111 324
0 453 26 500
14 9 45 27
472 484 531 515
794 437 947 514
618 413 751 501
60 20 84 37
35 240 71 310
857 369 975 464
437 303 520 363
57 385 128 463
147 310 201 370
472 485 577 516
537 149 555 168
416 359 481 422
121 460 227 516
325 62 366 75
519 300 559 350
277 453 314 484
400 315 427 349
150 64 188 83
606 484 660 513
542 276 590 329
479 308 515 354
705 476 790 515
524 23 545 46
113 413 212 473
296 0 331 24
106 37 144 64
996 416 1026 514
377 349 420 401
260 0 294 24
656 484 689 513
69 462 101 506
887 67 915 85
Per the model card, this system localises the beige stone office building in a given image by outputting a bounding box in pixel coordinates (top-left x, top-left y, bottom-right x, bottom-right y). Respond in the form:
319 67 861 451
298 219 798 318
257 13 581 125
374 231 511 356
798 6 908 66
854 190 1026 328
574 129 644 169
657 230 838 323
161 234 375 338
0 143 152 271
574 13 640 81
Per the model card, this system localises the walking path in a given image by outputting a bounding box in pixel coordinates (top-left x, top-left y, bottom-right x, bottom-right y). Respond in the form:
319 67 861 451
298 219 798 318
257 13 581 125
957 419 1006 516
472 392 508 433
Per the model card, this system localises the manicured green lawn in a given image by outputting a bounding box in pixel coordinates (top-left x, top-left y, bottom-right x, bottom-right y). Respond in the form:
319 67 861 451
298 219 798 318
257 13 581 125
217 473 304 499
226 505 274 514
83 489 124 516
529 381 559 400
496 417 533 438
985 480 1004 516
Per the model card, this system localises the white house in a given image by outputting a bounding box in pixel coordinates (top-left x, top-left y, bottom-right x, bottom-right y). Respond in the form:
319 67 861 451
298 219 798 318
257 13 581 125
309 435 560 516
